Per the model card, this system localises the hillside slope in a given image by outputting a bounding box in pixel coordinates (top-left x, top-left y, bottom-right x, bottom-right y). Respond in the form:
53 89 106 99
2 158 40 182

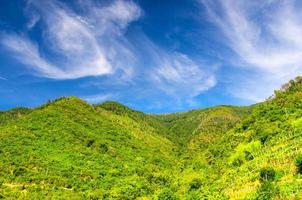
1 77 302 199
153 106 251 147
0 107 31 125
0 97 176 199
204 77 302 199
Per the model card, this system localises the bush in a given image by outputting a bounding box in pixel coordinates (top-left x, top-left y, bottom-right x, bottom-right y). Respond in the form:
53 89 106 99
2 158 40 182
260 135 268 145
99 143 108 153
229 141 261 166
158 189 179 200
189 179 202 191
295 154 302 174
256 182 279 200
260 168 276 182
86 139 95 147
244 150 254 161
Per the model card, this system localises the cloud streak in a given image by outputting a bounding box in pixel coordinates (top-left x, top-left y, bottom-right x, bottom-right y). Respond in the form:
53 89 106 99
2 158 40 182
0 76 7 81
1 0 141 79
82 93 114 104
0 0 218 110
201 0 302 101
143 37 217 100
1 33 63 77
78 33 217 110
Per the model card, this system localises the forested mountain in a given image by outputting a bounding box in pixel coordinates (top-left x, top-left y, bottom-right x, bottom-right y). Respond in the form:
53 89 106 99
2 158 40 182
1 77 302 199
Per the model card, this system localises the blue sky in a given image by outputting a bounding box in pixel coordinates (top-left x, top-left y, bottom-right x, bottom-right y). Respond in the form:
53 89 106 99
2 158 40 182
1 0 302 113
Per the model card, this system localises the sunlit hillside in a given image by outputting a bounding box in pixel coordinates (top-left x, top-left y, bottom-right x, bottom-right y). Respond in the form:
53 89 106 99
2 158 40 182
1 78 302 199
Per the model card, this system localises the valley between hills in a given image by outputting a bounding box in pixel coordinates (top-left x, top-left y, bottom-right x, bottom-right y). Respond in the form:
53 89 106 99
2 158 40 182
1 77 302 199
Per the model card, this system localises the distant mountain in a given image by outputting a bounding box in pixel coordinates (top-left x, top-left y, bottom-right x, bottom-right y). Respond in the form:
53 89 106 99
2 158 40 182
1 77 302 199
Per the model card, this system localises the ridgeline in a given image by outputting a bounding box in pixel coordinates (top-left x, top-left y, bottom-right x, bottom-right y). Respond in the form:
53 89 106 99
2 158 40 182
1 77 302 199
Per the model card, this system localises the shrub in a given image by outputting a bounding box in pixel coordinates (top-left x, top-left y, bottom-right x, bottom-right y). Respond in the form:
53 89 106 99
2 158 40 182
244 150 254 161
189 179 202 191
99 143 108 153
295 154 302 174
256 182 279 200
86 139 95 147
260 168 276 182
158 189 179 200
229 141 261 166
260 135 268 145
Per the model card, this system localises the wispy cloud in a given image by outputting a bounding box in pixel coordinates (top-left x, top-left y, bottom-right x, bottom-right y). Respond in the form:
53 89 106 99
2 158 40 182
1 0 140 79
81 34 218 107
82 93 114 104
0 76 7 81
141 36 217 100
1 33 63 77
0 0 218 110
201 0 302 101
26 12 40 29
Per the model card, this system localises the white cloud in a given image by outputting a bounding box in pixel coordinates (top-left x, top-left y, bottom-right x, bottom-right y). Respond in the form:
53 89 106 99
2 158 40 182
82 93 114 104
151 52 216 98
1 0 218 110
126 34 217 103
1 0 140 79
201 0 302 101
84 0 141 36
79 33 218 109
26 13 40 29
1 34 63 77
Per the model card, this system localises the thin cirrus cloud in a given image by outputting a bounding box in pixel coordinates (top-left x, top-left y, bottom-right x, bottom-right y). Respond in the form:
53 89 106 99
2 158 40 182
201 0 302 101
141 35 216 100
84 31 216 107
152 54 216 98
82 93 114 105
81 33 217 108
0 0 217 108
1 0 141 79
1 34 65 78
0 76 7 81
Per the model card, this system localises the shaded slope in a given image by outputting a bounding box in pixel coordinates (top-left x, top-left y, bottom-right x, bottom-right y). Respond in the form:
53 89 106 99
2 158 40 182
154 106 251 147
152 106 253 199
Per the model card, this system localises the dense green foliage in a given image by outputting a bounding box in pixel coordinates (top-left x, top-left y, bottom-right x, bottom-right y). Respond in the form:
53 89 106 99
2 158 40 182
1 77 302 199
0 107 31 125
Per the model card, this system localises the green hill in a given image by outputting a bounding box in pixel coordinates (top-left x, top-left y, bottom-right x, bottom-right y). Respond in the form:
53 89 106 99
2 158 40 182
204 77 302 199
1 77 302 199
0 98 175 199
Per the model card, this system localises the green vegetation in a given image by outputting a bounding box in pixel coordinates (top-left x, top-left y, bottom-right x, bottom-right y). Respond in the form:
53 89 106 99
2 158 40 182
1 77 302 199
0 107 31 125
260 168 276 182
295 155 302 174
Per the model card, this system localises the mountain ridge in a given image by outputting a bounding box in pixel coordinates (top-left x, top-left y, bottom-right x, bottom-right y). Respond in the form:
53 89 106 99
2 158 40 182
1 77 302 199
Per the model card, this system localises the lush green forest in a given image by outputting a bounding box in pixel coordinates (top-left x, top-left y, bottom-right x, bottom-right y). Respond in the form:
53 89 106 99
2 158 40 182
1 77 302 199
